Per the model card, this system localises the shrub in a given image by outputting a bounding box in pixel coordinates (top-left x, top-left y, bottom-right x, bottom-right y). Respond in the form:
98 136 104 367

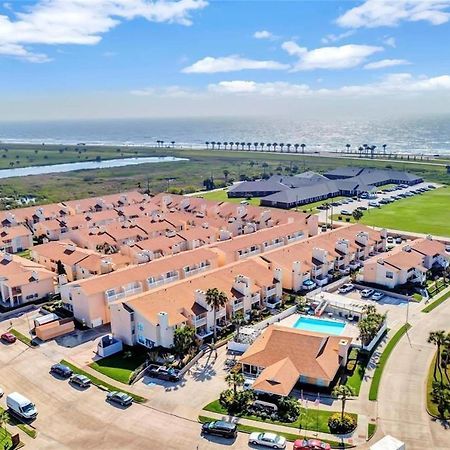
277 396 301 422
219 389 254 415
328 413 357 434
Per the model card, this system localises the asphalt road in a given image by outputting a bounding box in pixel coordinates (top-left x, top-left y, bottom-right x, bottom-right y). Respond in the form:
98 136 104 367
0 340 254 450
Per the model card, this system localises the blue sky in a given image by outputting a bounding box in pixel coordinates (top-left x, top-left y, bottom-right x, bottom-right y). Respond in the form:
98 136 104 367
1 0 450 119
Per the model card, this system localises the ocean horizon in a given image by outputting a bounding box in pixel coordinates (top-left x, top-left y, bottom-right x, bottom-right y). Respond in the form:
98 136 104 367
1 115 450 155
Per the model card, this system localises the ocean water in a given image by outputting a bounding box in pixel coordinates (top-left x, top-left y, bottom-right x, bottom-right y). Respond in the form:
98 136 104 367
1 115 450 154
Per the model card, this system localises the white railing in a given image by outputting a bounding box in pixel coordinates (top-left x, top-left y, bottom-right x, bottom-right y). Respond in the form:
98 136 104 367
123 287 143 297
194 316 207 327
147 278 165 288
106 291 126 302
165 274 179 283
233 300 244 310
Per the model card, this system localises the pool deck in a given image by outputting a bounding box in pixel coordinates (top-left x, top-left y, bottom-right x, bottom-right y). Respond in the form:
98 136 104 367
278 313 360 340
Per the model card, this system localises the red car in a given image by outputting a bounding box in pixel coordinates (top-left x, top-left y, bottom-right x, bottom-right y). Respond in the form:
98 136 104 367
1 332 17 344
293 439 331 450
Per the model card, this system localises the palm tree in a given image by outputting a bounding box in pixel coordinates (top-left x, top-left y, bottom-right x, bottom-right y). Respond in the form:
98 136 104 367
228 142 233 150
235 141 240 150
301 143 306 154
173 325 196 357
217 142 221 149
358 146 363 158
205 141 210 149
371 145 376 158
432 381 450 417
223 141 228 150
262 162 269 175
286 143 292 153
294 143 299 153
223 169 230 183
260 142 265 151
247 142 252 151
280 143 284 153
428 330 447 384
225 372 245 395
332 385 354 420
171 141 175 148
253 142 258 151
346 143 351 154
382 144 387 156
211 141 216 150
205 288 228 343
232 310 245 340
273 142 278 152
267 143 272 152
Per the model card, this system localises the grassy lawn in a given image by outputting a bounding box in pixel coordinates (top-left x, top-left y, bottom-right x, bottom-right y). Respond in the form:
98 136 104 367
89 348 148 385
0 426 12 450
61 359 146 403
367 423 377 439
426 352 450 418
10 328 37 348
344 358 368 396
203 400 357 435
422 289 450 313
369 323 411 401
0 405 37 439
357 187 450 236
193 189 261 205
16 249 31 259
198 415 353 448
0 145 447 207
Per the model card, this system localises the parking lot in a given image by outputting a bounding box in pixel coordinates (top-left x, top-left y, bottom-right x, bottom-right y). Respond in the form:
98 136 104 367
317 181 439 222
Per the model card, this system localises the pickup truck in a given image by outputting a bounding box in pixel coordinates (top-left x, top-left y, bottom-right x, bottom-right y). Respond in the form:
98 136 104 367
146 364 181 382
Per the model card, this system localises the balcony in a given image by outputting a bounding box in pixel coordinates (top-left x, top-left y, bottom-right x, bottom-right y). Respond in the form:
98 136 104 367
184 264 210 277
194 315 207 327
233 300 244 311
264 241 284 251
287 233 304 243
196 327 213 339
349 261 360 270
315 276 329 287
123 287 143 297
105 291 126 302
338 266 351 275
165 274 180 283
265 287 278 297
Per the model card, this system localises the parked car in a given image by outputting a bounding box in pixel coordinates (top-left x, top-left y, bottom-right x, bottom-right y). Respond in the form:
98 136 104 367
338 283 354 294
201 420 237 438
70 374 91 388
356 206 367 211
147 364 181 382
249 432 286 449
340 209 352 215
293 439 331 450
361 288 375 298
372 292 385 301
50 363 73 378
395 237 403 244
106 391 133 407
1 332 16 344
368 201 380 208
428 184 436 189
6 392 38 420
387 237 394 244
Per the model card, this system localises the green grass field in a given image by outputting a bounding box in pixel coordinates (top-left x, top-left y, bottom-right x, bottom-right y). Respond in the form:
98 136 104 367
359 187 450 236
89 349 148 384
426 352 450 418
193 189 261 205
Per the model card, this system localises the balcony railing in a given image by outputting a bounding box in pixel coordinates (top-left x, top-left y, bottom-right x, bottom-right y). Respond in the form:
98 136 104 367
233 300 244 311
147 278 165 288
194 316 207 327
184 264 210 277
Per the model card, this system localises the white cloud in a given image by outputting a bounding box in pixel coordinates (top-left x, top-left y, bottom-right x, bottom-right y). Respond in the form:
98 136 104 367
0 0 207 62
207 73 450 98
321 30 355 44
337 0 450 28
383 36 396 47
364 58 410 69
281 41 383 71
131 85 199 97
253 30 274 40
182 55 289 73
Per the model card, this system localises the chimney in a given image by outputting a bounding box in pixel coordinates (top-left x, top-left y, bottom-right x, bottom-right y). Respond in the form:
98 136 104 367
402 244 411 253
338 339 350 365
273 267 283 283
158 311 169 330
65 242 76 253
2 252 12 262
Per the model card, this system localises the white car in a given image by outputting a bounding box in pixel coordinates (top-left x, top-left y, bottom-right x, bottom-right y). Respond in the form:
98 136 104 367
361 288 375 298
372 292 385 301
338 283 354 294
368 201 379 207
340 209 352 215
249 432 286 449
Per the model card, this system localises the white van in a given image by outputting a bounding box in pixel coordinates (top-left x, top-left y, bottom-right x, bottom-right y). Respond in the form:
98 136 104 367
6 392 38 420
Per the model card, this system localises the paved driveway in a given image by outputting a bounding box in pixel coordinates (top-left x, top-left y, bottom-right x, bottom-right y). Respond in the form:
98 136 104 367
0 339 252 450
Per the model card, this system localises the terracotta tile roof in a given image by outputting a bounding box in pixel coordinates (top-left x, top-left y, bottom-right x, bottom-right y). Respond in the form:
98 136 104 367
0 225 32 241
411 238 447 257
0 253 54 287
252 358 300 396
240 325 351 388
33 240 97 266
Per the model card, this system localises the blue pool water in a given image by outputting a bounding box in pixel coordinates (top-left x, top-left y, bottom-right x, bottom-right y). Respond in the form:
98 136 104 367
292 316 346 336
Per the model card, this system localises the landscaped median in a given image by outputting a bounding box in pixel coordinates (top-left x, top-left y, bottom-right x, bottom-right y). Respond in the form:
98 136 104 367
0 405 37 440
203 399 358 436
10 328 38 348
60 360 146 403
368 323 411 401
422 289 450 313
0 426 13 450
198 415 353 448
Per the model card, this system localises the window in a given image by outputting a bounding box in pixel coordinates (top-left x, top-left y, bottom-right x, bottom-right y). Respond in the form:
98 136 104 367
106 289 115 298
386 271 394 279
137 323 144 331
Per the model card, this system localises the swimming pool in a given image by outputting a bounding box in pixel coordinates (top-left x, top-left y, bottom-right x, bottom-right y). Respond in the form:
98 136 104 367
292 316 346 336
